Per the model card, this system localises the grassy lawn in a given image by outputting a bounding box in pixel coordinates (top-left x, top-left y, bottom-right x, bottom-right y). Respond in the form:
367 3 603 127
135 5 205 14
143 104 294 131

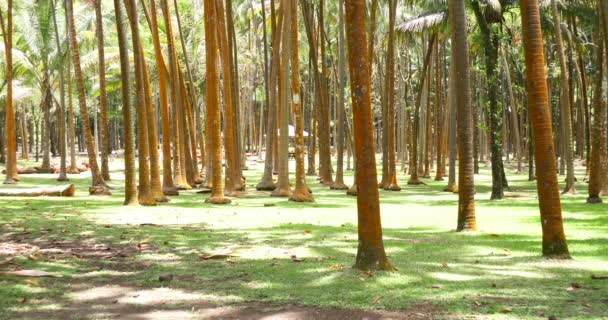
0 157 606 319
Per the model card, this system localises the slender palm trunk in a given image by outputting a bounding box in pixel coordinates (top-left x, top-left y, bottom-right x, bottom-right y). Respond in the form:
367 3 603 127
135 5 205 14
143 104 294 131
587 33 604 204
113 0 137 205
345 0 393 271
331 0 349 190
1 0 18 184
95 0 110 181
272 0 292 197
520 0 570 258
66 0 108 194
51 0 67 181
204 0 231 204
450 0 476 231
551 0 576 194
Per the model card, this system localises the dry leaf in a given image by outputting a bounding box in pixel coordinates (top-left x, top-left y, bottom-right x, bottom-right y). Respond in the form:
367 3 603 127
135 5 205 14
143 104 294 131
361 271 374 277
499 307 513 313
18 297 27 303
304 230 313 234
327 263 344 271
473 301 482 306
591 275 608 280
373 296 382 304
441 262 449 268
290 255 303 263
23 279 39 286
200 252 239 260
488 233 500 237
431 284 442 289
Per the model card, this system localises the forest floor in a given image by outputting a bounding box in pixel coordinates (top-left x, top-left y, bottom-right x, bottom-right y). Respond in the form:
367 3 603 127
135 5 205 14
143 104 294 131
0 155 607 320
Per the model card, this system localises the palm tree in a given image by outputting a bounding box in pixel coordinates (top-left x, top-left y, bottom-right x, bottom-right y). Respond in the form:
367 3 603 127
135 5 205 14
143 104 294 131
113 0 137 205
550 0 576 195
94 0 110 181
1 0 18 184
587 33 604 204
204 0 231 204
50 0 67 182
289 0 313 202
383 0 401 191
449 0 476 231
330 0 348 191
520 0 570 258
345 0 393 271
65 0 109 195
215 0 239 195
144 0 178 197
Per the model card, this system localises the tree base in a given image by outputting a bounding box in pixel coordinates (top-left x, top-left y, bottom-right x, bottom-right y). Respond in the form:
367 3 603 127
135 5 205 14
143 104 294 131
271 187 292 197
289 191 314 202
256 180 276 191
330 182 349 190
3 178 18 185
205 196 232 204
586 195 602 204
163 186 179 196
383 183 401 191
444 184 458 193
89 185 112 196
353 242 395 272
175 183 192 190
421 175 431 179
543 238 570 259
347 184 358 196
561 186 577 195
57 174 69 182
407 178 425 185
434 176 444 181
154 195 170 203
67 167 81 174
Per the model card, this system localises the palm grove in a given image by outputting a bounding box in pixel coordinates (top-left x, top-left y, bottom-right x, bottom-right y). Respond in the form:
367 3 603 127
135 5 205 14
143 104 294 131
2 0 607 269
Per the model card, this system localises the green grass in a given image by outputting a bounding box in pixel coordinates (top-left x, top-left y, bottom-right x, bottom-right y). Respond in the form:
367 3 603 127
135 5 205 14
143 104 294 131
0 157 607 319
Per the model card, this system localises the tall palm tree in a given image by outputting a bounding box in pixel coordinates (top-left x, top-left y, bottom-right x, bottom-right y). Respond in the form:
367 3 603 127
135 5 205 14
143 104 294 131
144 0 178 196
289 0 313 202
204 0 231 204
383 0 401 191
449 0 476 231
520 0 570 258
94 0 110 181
550 0 575 194
587 33 604 204
113 0 137 205
330 0 348 191
65 0 109 195
345 0 393 271
272 0 292 197
1 0 18 184
50 0 67 182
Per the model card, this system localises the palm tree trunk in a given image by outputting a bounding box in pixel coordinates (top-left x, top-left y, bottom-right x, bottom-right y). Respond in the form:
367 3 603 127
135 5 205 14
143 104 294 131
95 0 110 181
204 0 231 204
587 33 604 204
125 0 155 205
0 0 18 184
450 0 476 231
551 0 576 194
345 0 393 271
330 0 349 191
66 0 108 195
520 0 570 258
113 0 137 205
408 34 435 185
271 0 292 197
382 0 401 191
51 0 67 181
444 63 458 192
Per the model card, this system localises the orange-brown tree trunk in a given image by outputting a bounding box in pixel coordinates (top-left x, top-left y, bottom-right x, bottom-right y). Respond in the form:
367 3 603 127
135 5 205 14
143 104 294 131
345 0 393 271
1 0 18 184
204 0 231 204
520 0 570 258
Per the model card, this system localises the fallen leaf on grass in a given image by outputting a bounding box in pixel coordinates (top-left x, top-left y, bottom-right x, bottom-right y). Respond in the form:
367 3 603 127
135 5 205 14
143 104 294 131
499 307 512 313
473 301 482 307
304 229 313 234
488 233 500 237
591 275 608 280
361 271 374 277
290 255 304 263
0 270 63 278
373 296 382 304
327 263 344 271
200 252 239 260
441 262 449 268
17 297 27 303
23 279 39 286
431 284 442 289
